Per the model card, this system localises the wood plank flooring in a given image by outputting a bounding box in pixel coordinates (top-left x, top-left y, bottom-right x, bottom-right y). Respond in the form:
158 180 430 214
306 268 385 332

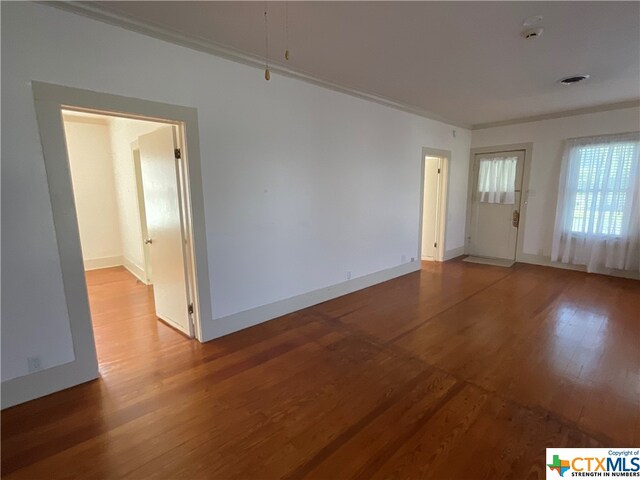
2 261 639 479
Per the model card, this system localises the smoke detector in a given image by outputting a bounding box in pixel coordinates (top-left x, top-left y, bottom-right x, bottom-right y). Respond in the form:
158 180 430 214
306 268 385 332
521 27 544 39
559 74 590 85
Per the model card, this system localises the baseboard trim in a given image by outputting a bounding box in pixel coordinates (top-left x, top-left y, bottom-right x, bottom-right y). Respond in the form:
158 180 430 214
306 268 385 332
443 246 465 261
122 257 150 285
83 255 123 270
517 252 640 280
1 357 99 410
201 260 421 342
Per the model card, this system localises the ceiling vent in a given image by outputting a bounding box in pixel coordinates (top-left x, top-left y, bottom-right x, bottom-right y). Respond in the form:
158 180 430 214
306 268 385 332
559 74 590 85
521 27 544 39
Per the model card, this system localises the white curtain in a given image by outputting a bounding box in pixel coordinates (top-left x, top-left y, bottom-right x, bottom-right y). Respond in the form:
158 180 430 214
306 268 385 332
551 132 640 273
478 156 517 204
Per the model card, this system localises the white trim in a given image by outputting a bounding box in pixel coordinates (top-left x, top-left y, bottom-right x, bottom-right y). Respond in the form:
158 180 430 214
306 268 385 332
443 246 465 261
472 100 640 130
172 125 198 339
62 112 110 126
83 255 123 270
82 256 150 284
45 1 468 130
31 81 212 341
45 2 639 132
122 257 150 285
202 261 420 342
1 360 97 410
517 252 640 281
1 82 213 409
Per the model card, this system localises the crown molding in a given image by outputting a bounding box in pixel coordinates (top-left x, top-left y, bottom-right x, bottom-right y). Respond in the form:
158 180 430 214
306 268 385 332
39 2 640 132
44 1 470 130
472 99 640 130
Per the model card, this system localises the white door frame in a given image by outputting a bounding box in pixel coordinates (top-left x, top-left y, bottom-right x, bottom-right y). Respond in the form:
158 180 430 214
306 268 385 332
3 82 213 408
418 147 450 262
465 143 534 262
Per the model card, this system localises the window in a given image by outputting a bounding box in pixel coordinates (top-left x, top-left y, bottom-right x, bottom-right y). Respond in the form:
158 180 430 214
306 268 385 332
477 155 517 204
571 142 638 236
568 141 637 236
552 132 640 273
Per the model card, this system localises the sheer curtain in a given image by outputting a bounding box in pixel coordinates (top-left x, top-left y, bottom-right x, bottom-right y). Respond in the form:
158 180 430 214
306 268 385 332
551 132 640 273
477 156 517 204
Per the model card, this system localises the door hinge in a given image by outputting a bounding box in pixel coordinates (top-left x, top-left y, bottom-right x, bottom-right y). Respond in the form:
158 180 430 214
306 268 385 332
434 242 437 248
188 303 194 315
437 168 441 174
174 148 182 159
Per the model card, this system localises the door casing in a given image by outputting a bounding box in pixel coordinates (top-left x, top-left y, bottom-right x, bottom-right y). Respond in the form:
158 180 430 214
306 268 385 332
1 81 212 409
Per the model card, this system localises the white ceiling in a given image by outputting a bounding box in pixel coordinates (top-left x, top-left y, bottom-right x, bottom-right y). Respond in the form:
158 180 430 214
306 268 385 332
69 1 640 128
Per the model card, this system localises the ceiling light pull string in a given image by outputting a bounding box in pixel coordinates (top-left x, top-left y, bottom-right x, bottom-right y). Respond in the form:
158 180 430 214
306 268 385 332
284 1 290 61
264 1 270 80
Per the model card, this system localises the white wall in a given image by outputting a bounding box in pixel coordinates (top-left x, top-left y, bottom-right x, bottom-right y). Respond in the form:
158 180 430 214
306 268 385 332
471 107 640 261
63 118 123 267
109 117 164 276
1 2 470 384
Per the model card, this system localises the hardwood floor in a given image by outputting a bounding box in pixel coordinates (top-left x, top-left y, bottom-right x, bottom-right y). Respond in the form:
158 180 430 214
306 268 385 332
2 261 639 479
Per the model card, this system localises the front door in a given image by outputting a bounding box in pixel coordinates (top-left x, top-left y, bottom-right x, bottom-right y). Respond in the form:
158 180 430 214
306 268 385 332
468 150 525 261
138 126 193 337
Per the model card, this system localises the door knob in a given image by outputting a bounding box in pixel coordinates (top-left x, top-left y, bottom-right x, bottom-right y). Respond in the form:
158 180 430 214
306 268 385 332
144 238 153 245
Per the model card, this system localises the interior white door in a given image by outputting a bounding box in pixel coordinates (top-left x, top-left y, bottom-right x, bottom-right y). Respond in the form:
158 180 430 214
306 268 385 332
421 156 441 260
133 148 153 284
138 126 192 337
468 150 525 261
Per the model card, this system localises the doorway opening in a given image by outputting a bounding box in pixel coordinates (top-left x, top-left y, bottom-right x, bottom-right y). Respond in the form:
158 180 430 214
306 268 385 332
420 150 449 262
3 82 214 408
61 109 198 369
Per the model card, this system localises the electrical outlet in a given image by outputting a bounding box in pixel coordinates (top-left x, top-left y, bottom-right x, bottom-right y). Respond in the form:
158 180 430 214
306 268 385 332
27 356 43 373
347 271 352 280
401 255 406 264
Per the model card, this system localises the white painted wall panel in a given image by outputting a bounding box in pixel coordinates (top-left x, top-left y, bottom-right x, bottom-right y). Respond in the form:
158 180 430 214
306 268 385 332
471 107 640 258
1 2 471 382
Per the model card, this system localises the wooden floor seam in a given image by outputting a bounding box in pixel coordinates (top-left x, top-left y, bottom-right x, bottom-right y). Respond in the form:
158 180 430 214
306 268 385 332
311 289 618 449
